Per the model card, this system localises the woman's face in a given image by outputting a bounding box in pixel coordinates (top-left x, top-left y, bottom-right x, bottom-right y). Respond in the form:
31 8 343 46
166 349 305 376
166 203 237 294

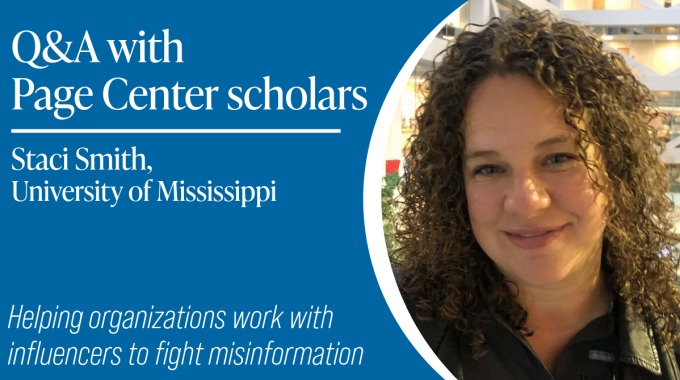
464 75 607 288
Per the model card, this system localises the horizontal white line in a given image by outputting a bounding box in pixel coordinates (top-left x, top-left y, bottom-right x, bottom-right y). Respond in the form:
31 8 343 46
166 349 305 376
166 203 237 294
11 129 341 134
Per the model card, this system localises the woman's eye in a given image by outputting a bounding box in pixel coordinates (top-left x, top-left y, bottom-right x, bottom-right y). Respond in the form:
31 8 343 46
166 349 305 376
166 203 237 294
545 153 576 165
473 165 501 176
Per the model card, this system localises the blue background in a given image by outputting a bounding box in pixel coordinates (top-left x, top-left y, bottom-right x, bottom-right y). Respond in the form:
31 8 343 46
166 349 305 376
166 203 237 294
1 0 463 378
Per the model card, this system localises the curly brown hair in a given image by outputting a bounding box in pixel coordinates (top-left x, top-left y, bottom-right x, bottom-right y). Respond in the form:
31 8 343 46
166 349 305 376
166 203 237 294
395 8 680 357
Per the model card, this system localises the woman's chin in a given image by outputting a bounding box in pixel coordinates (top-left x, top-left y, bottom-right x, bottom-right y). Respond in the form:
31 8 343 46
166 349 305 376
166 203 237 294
505 265 571 289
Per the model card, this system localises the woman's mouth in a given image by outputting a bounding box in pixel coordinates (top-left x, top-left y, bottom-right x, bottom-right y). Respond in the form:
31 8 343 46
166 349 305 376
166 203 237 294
515 231 551 238
503 225 566 249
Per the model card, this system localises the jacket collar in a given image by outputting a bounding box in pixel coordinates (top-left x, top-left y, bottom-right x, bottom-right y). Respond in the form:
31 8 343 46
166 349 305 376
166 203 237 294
618 297 662 376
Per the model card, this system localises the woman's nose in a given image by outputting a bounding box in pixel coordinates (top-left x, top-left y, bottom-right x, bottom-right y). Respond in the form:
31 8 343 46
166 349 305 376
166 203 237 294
504 172 551 218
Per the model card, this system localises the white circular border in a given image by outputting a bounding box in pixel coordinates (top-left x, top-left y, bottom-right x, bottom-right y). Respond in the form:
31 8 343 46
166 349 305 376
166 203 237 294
363 10 459 380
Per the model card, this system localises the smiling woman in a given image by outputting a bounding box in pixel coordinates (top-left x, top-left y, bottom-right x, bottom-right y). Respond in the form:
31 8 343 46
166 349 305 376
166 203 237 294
464 75 608 291
394 9 680 380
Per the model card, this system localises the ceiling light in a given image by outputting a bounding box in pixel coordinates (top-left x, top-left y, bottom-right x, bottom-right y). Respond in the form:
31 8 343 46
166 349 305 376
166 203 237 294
443 35 455 41
668 35 679 41
602 35 613 41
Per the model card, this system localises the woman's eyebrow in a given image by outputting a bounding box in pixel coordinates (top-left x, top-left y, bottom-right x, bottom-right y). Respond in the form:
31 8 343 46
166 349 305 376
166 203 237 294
536 135 570 149
465 135 572 161
464 150 500 160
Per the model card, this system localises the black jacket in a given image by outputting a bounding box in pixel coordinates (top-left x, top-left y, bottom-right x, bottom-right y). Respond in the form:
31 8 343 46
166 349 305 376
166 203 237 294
411 299 680 379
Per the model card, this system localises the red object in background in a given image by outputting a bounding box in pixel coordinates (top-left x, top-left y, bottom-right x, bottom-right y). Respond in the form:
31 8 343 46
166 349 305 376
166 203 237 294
386 159 400 174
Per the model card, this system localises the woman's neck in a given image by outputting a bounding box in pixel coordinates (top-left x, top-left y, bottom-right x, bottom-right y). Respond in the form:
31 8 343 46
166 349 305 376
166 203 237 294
518 267 610 332
515 265 611 374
